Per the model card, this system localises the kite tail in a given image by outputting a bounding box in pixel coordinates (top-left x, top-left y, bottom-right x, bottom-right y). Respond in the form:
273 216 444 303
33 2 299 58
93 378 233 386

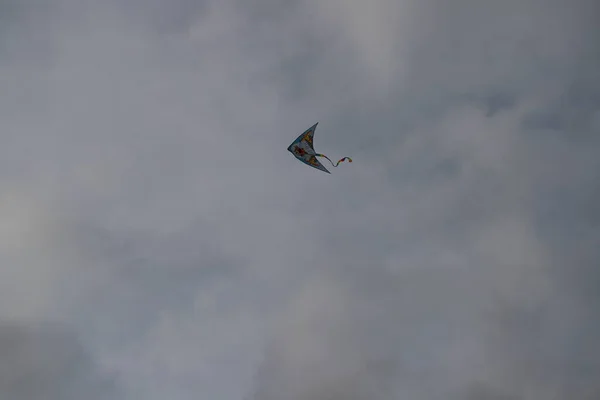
316 154 353 167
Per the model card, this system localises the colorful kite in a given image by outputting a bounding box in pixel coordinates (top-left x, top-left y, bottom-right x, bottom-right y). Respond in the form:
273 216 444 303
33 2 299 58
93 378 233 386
287 123 352 174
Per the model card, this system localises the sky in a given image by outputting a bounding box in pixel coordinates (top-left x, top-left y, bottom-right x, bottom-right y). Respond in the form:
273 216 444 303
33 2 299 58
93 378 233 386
1 0 599 399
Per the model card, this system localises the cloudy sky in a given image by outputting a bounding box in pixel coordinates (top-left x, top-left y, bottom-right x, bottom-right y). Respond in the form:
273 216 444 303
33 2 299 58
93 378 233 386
1 0 599 399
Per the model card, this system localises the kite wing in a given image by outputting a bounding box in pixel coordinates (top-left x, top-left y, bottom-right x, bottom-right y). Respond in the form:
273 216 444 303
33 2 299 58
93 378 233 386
287 122 352 174
287 123 330 173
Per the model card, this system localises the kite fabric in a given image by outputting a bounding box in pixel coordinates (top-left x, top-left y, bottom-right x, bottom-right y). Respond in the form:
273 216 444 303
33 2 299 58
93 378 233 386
287 122 352 174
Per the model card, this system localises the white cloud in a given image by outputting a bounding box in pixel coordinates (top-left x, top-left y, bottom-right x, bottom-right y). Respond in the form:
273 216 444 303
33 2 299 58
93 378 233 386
0 188 77 320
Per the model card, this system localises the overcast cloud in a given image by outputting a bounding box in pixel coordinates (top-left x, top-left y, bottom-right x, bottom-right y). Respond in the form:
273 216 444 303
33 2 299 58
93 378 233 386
1 0 599 399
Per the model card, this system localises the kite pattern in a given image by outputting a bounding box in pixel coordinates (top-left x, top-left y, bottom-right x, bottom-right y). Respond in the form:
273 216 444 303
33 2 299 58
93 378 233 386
287 123 352 174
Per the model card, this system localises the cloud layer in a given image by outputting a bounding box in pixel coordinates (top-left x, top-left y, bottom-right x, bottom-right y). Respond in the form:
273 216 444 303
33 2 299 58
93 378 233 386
0 322 122 400
1 0 598 399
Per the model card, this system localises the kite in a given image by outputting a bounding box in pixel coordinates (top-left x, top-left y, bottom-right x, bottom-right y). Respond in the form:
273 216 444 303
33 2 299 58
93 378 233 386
287 123 352 174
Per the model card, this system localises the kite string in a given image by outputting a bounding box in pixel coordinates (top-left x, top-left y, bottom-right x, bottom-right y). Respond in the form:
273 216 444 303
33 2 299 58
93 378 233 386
315 153 353 167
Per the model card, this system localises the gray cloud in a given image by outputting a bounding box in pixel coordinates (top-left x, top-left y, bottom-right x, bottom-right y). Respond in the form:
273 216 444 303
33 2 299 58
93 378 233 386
0 0 598 399
0 322 123 400
246 0 600 399
117 0 208 33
